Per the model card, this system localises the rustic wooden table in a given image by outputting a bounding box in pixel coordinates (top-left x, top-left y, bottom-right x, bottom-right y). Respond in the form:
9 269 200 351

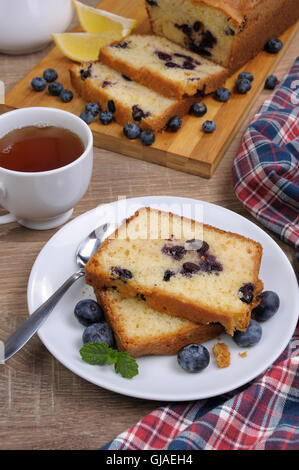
0 1 298 450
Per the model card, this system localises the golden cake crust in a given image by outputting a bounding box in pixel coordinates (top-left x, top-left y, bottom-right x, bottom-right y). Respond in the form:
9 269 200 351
85 207 264 335
188 0 263 25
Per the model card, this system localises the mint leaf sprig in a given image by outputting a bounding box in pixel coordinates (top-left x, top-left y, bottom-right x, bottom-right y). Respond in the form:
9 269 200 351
79 342 138 379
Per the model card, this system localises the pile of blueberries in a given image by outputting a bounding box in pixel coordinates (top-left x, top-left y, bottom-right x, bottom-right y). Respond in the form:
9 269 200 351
74 299 115 347
178 290 280 373
31 68 74 103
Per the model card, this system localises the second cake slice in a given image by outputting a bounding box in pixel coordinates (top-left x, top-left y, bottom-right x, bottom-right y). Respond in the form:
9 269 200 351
96 288 223 357
70 61 200 131
99 34 228 99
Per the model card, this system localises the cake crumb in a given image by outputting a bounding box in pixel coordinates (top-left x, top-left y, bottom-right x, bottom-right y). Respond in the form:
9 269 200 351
238 351 247 358
212 342 230 368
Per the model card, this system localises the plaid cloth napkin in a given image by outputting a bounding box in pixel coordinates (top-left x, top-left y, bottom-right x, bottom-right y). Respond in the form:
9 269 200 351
232 57 299 250
102 323 298 450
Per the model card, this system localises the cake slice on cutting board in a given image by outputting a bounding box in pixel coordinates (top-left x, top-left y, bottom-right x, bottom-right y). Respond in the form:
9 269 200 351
70 61 203 131
99 34 228 99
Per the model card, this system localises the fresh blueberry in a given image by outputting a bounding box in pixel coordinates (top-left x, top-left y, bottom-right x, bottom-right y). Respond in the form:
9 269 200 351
107 100 116 113
80 110 94 125
43 68 58 83
31 77 47 92
123 123 141 139
139 130 155 146
74 299 105 327
238 72 254 82
264 38 283 54
99 111 113 125
82 322 115 347
215 87 231 102
202 120 216 133
48 81 63 96
177 344 210 373
252 291 280 322
167 115 182 132
265 75 278 90
60 89 74 103
86 102 101 116
236 78 252 94
189 102 207 117
233 320 262 347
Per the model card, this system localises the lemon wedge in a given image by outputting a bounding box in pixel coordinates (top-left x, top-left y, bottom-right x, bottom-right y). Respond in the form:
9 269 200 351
73 0 137 35
52 32 123 62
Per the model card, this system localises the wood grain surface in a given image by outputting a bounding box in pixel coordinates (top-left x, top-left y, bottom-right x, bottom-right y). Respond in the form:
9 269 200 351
3 0 298 178
0 0 298 450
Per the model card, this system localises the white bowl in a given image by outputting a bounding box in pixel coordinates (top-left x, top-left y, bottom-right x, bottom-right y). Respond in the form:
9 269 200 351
0 0 74 54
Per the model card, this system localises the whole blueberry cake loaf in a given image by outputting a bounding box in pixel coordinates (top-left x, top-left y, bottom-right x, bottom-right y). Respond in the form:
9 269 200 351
146 0 299 72
96 288 223 357
86 207 263 335
70 62 199 130
99 34 228 99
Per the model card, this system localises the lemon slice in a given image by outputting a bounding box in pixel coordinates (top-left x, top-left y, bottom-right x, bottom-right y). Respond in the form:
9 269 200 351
52 32 123 62
73 0 137 35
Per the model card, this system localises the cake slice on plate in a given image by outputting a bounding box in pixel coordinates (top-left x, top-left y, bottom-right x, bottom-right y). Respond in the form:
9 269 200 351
95 288 223 357
85 207 263 335
99 34 228 99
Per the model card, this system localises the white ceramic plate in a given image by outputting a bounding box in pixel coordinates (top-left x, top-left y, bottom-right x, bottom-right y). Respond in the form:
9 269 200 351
27 196 299 401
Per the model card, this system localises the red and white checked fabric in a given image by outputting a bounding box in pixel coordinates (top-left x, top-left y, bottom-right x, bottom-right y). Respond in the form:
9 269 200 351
232 57 299 250
102 323 299 450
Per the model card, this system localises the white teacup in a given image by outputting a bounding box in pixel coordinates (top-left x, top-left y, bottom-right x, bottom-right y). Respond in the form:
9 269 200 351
0 0 74 54
0 107 93 230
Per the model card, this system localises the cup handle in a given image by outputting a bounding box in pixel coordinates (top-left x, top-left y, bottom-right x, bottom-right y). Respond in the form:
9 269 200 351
0 182 16 225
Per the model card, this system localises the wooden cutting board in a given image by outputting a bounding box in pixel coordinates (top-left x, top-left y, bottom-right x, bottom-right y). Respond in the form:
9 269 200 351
1 0 298 178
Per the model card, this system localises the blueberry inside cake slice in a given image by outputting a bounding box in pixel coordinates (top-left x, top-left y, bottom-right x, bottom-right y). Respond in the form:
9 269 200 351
99 34 228 99
96 288 223 357
70 61 199 131
85 207 263 335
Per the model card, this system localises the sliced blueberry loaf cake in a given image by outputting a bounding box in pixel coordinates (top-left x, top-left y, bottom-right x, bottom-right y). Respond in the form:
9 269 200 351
96 288 223 357
146 0 299 72
85 207 263 335
70 62 199 131
99 34 227 99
